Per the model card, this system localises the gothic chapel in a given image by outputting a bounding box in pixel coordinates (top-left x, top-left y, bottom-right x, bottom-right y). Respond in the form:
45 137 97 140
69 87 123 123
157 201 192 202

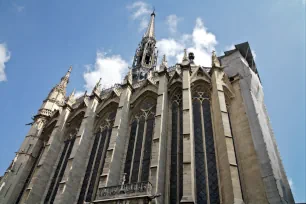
0 12 295 204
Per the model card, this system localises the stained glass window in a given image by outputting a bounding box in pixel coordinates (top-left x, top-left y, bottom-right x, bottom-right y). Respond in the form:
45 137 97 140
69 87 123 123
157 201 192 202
141 114 154 182
170 102 178 204
192 84 220 204
169 91 183 204
78 109 116 203
193 99 207 204
131 118 145 183
203 100 219 204
124 120 138 183
49 136 76 204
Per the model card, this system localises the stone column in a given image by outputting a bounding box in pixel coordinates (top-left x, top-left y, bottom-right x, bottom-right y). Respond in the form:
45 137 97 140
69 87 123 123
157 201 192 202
181 64 196 203
210 67 244 204
0 117 47 204
24 106 71 204
97 83 132 189
149 70 168 203
54 95 100 204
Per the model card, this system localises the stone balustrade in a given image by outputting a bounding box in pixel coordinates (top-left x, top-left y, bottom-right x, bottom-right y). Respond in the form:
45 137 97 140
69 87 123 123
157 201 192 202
95 181 152 201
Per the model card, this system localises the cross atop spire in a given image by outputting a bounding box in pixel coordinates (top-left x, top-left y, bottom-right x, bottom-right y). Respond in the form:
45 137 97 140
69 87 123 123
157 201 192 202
144 10 155 38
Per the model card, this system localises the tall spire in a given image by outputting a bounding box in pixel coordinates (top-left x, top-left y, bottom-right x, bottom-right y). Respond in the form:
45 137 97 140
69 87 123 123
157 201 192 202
144 10 155 38
47 66 72 101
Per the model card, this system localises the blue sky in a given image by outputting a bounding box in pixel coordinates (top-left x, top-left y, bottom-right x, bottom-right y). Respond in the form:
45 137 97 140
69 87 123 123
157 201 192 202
0 0 305 202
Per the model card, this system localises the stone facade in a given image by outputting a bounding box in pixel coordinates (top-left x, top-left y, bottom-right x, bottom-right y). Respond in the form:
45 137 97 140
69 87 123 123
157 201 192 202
0 12 294 204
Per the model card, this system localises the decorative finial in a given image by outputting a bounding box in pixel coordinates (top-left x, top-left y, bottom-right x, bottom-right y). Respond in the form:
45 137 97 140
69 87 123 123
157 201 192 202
92 78 102 95
182 49 189 62
160 54 168 70
66 88 76 106
212 50 221 68
68 66 72 72
152 7 155 15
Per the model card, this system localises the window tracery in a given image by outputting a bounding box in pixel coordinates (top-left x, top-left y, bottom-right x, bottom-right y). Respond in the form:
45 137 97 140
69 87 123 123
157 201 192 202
77 108 117 204
124 97 156 184
192 84 220 204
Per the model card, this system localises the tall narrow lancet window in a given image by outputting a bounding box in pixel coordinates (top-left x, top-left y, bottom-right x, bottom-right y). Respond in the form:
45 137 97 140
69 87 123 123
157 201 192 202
169 90 183 204
192 84 220 204
44 112 84 204
124 97 156 183
77 107 117 204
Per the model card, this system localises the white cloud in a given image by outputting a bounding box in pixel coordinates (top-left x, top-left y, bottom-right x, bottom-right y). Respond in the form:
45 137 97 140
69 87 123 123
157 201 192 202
139 18 149 32
13 3 24 12
288 178 294 189
0 43 11 82
74 91 85 99
157 17 217 67
252 49 257 60
225 44 235 51
127 1 151 32
82 51 128 92
166 14 181 34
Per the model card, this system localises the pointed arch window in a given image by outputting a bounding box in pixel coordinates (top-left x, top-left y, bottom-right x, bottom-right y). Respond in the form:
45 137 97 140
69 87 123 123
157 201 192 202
77 109 117 204
169 91 183 204
44 112 84 204
192 85 220 204
124 98 156 183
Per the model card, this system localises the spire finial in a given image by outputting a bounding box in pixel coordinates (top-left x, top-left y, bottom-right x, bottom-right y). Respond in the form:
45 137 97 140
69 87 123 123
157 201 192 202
92 78 102 96
144 10 155 38
182 49 188 62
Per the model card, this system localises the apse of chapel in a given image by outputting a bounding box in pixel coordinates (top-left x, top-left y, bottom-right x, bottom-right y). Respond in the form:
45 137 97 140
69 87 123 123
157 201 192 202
93 102 118 133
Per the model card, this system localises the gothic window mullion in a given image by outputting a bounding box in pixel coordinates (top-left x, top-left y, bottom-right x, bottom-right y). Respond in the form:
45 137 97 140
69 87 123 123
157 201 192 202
131 118 145 183
200 100 211 203
138 118 148 182
128 119 140 183
193 99 207 204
